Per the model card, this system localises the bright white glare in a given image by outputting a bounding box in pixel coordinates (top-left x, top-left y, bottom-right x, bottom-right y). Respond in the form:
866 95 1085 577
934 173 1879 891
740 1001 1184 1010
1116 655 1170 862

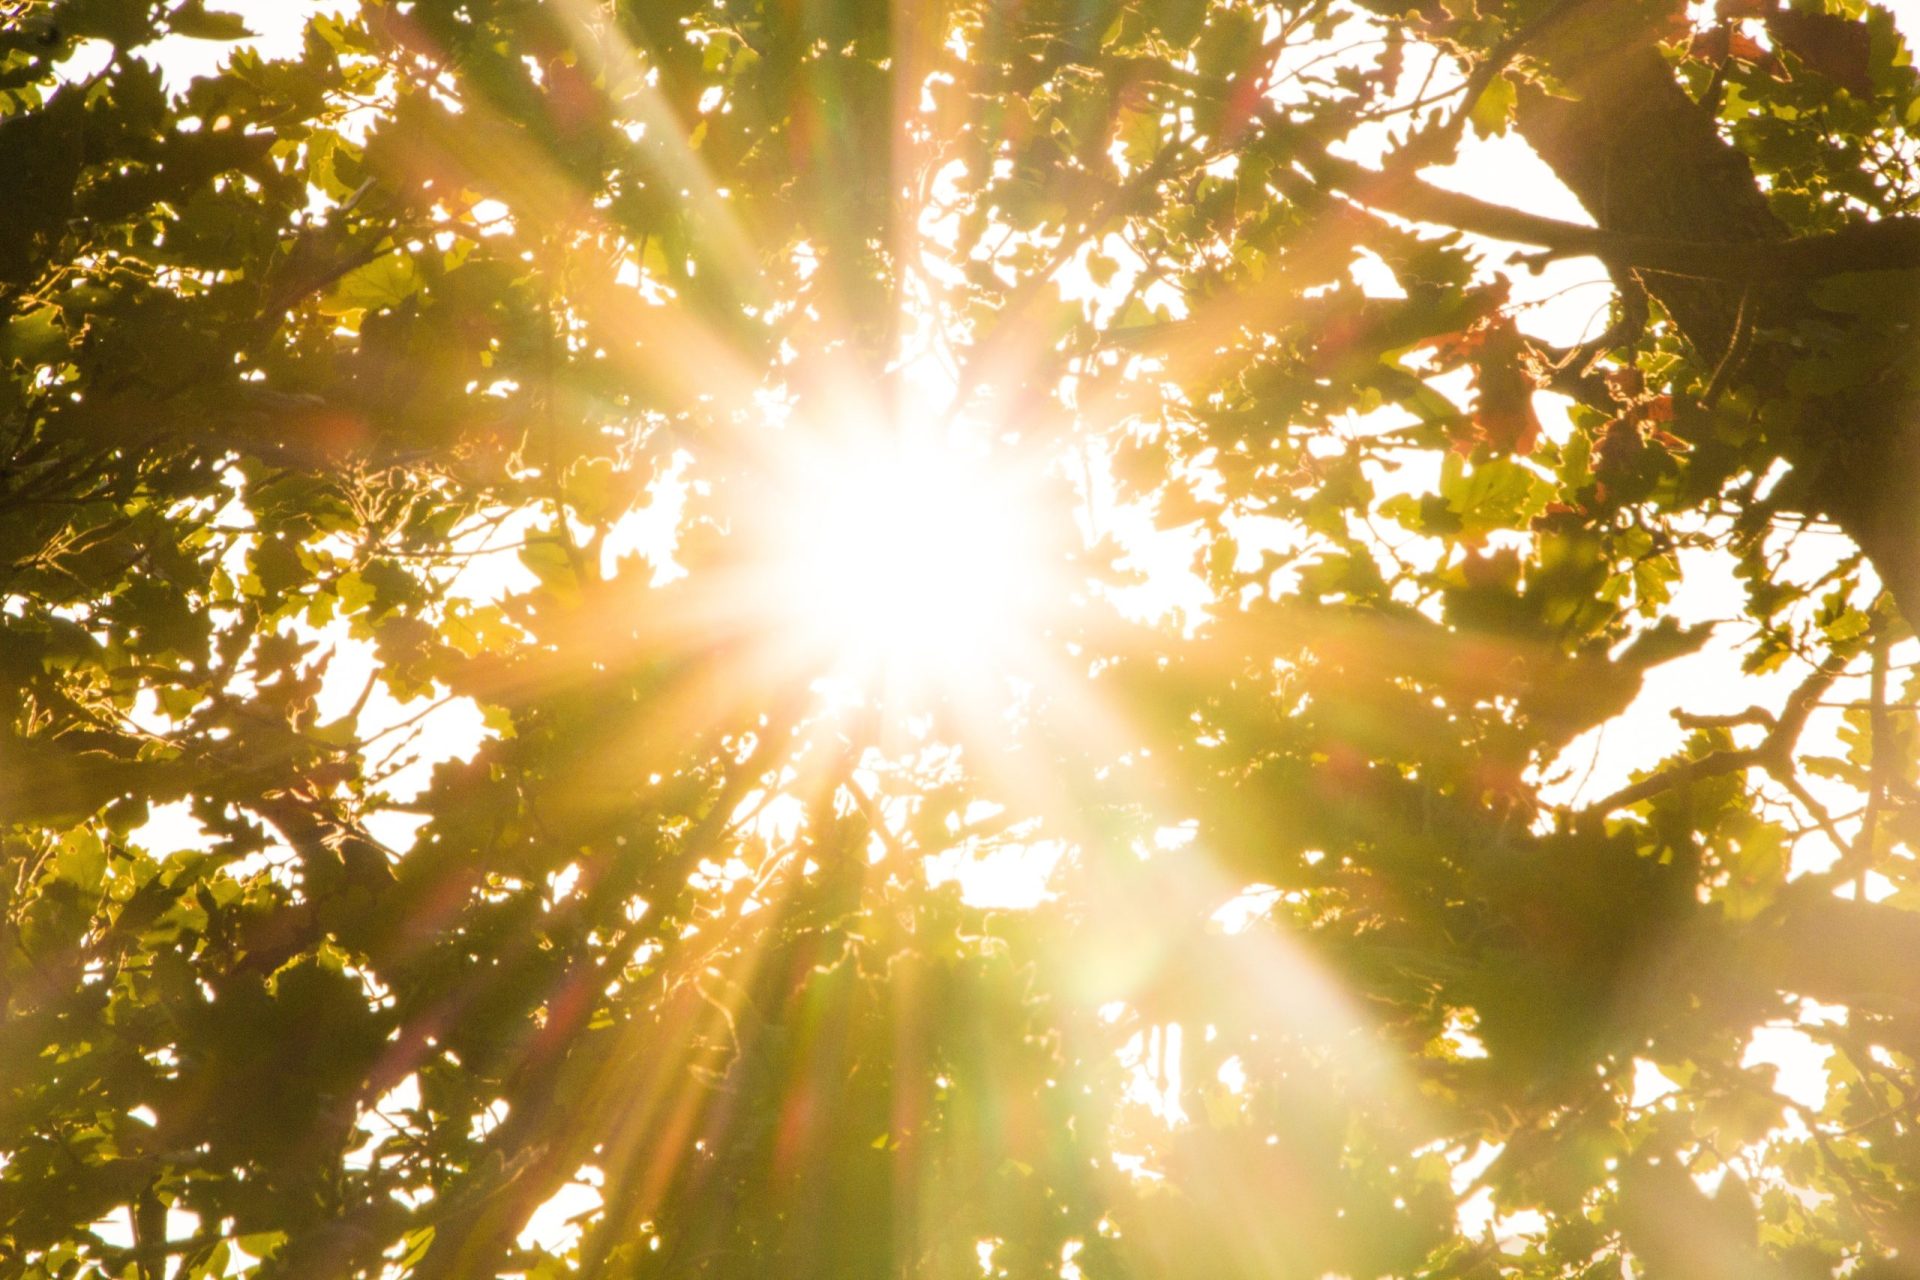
761 435 1052 692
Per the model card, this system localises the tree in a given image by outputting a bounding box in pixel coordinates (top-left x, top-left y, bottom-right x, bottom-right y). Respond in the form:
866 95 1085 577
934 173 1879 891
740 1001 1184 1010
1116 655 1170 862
6 0 1920 1275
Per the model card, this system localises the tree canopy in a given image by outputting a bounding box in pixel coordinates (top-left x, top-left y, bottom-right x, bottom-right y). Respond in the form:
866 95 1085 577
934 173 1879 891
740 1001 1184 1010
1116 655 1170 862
8 0 1920 1276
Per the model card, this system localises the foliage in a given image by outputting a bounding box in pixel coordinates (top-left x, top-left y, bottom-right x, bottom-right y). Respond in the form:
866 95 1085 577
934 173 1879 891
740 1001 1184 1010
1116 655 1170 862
6 0 1920 1277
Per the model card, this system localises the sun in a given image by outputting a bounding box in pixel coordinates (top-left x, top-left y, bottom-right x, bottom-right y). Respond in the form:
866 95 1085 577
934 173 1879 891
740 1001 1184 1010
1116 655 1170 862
754 429 1058 696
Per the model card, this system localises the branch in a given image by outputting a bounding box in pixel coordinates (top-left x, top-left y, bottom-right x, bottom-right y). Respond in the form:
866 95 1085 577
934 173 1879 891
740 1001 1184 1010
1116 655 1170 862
1582 660 1844 817
1306 151 1920 282
1672 706 1776 731
1778 770 1852 857
1584 741 1766 816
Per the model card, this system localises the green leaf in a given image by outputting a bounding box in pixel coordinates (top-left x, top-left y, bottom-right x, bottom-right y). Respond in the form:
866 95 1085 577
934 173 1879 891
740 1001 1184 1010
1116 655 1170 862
54 828 108 894
1468 74 1516 137
335 571 377 616
2 305 66 368
564 457 621 525
320 251 423 315
1439 453 1548 535
518 537 578 591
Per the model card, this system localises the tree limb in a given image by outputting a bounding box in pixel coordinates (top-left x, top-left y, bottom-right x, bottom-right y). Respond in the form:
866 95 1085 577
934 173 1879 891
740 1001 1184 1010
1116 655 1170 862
1306 150 1920 283
1582 660 1844 817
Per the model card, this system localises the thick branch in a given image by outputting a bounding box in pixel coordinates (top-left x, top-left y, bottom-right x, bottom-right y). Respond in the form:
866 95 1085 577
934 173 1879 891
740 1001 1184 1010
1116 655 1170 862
1484 31 1920 633
1307 150 1920 284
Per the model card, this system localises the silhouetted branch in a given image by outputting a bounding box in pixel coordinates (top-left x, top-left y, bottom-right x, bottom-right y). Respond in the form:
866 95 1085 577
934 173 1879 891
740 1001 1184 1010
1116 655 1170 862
1308 151 1920 282
1583 661 1844 817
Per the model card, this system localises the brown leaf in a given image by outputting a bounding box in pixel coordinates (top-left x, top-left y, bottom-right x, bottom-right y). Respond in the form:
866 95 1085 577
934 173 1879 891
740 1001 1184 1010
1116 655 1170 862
1769 8 1875 96
1467 314 1542 454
